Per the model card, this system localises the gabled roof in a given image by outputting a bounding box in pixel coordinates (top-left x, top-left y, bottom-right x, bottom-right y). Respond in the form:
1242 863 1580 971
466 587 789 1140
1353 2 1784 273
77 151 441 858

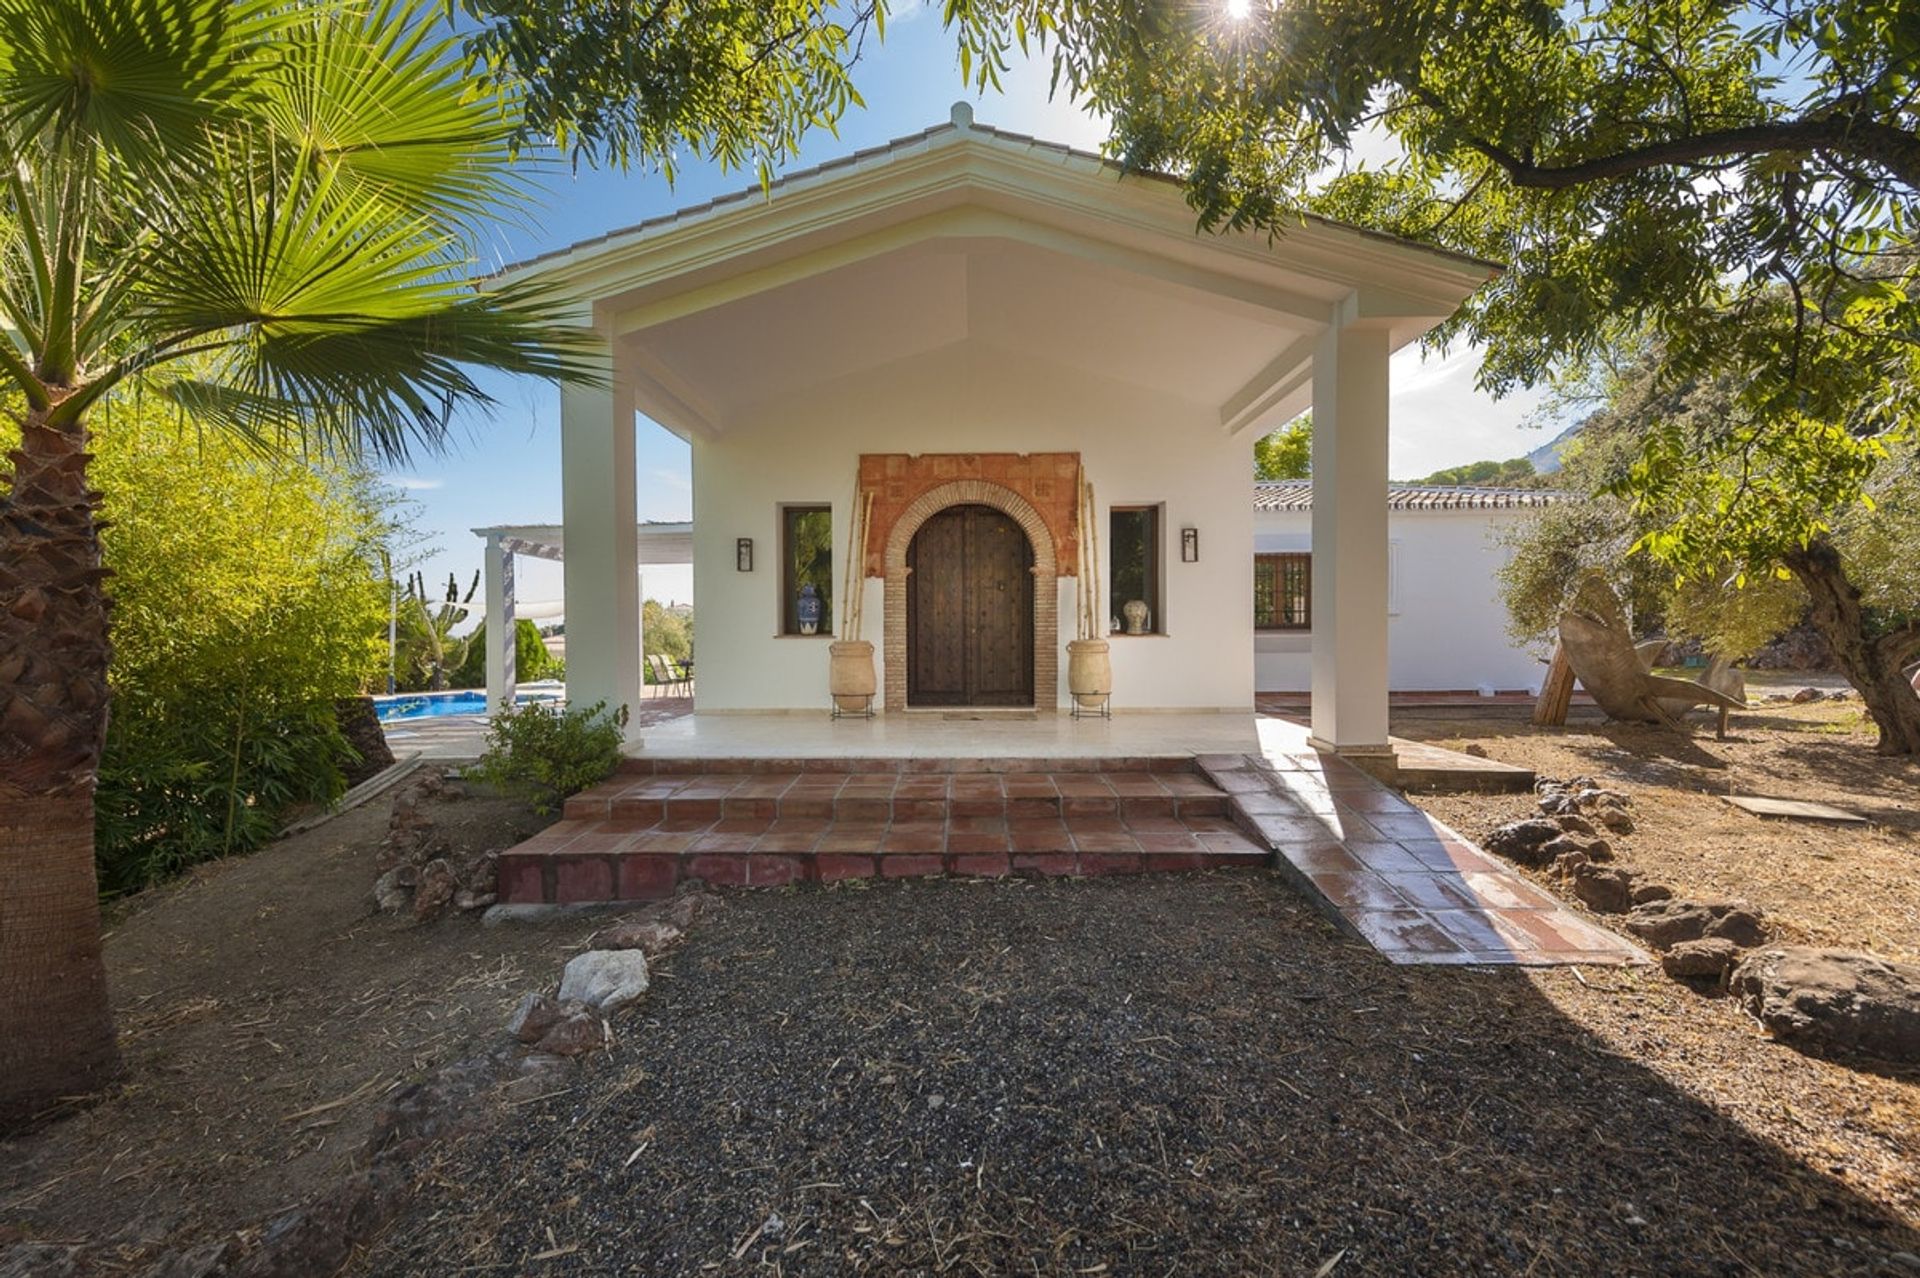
1253 481 1565 512
501 103 1500 283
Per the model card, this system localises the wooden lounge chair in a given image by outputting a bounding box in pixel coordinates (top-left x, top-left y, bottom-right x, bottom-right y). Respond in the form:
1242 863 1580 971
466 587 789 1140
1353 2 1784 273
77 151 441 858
1556 574 1746 735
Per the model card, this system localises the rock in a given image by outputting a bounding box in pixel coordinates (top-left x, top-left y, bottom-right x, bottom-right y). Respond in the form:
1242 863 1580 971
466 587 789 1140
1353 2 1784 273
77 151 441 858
363 1044 517 1162
506 992 567 1044
557 950 651 1013
411 859 457 921
334 695 396 787
1729 948 1920 1062
1549 850 1590 879
1594 807 1636 835
1552 813 1598 837
1462 743 1489 758
233 1165 409 1278
1624 898 1768 950
453 889 496 913
588 918 683 955
1630 882 1674 905
1791 686 1823 704
372 866 413 913
1568 864 1636 914
534 1009 607 1057
1483 819 1567 866
502 1051 575 1101
664 888 720 930
1662 937 1742 982
1541 834 1612 864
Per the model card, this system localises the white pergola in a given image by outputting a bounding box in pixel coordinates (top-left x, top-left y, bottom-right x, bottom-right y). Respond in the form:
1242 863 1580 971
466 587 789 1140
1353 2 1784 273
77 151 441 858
472 521 692 709
498 105 1494 761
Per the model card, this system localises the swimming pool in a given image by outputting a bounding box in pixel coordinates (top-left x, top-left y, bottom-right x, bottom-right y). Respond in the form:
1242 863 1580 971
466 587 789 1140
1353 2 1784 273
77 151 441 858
373 687 563 722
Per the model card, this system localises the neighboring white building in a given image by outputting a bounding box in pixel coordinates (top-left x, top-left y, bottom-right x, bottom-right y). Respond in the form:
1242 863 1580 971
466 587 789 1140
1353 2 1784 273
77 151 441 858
494 105 1500 764
1250 482 1560 695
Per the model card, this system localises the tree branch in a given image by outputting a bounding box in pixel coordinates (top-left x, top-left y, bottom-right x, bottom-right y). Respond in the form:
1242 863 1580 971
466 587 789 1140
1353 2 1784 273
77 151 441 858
1409 87 1920 193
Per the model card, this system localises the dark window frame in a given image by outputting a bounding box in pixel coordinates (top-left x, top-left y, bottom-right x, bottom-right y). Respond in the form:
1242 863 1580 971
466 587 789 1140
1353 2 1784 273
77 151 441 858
779 503 834 637
1254 552 1312 631
1108 504 1164 635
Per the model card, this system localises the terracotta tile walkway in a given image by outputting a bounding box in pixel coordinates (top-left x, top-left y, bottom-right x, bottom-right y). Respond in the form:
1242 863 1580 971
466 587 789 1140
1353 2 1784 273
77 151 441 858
1196 752 1647 966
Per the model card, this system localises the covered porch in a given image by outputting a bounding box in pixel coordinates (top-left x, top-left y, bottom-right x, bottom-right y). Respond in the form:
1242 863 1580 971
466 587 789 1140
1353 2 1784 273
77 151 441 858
504 104 1496 766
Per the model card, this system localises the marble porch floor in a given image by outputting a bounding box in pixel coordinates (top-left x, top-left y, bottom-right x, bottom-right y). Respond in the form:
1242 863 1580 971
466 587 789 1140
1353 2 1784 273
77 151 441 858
629 709 1299 760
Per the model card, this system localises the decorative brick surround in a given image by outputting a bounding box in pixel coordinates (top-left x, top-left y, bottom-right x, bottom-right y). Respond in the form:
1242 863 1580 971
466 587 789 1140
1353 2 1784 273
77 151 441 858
879 476 1062 712
857 453 1081 579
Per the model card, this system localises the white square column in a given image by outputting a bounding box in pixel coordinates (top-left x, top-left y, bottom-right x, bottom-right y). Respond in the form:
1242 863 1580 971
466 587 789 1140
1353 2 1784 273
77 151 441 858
561 343 642 728
1308 321 1393 762
482 533 516 710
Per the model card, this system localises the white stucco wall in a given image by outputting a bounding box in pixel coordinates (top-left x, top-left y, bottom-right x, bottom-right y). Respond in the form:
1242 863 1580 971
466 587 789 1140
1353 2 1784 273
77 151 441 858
1254 507 1545 693
688 341 1255 711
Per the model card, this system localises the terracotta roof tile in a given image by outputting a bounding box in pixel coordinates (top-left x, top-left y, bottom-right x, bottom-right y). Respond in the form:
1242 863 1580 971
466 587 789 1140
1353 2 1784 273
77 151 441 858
1253 481 1565 512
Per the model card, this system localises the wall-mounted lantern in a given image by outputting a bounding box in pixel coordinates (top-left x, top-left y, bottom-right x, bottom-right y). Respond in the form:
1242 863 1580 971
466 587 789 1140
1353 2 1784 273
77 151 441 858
1180 527 1199 563
736 538 754 572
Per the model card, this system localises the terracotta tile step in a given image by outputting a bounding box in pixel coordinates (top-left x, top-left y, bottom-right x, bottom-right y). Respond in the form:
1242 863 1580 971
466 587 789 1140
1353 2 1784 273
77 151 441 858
563 772 1230 824
616 755 1199 776
497 811 1269 905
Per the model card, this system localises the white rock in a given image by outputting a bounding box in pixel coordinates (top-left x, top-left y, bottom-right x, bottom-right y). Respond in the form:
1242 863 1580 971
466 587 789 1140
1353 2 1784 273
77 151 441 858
557 950 651 1013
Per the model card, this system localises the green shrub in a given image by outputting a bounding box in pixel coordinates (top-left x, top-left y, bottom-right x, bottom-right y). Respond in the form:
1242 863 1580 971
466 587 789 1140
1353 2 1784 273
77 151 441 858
472 700 628 814
449 618 558 689
1 400 389 896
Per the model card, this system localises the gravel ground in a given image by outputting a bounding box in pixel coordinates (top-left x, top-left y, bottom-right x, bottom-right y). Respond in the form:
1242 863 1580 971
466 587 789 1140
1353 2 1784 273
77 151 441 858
356 874 1920 1278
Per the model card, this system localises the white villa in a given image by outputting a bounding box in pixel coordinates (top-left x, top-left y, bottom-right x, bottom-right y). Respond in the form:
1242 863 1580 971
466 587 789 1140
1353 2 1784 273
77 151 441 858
485 105 1509 767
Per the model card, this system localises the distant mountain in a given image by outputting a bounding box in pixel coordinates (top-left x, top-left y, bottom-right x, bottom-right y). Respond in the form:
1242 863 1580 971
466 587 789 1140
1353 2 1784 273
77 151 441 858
1524 420 1583 475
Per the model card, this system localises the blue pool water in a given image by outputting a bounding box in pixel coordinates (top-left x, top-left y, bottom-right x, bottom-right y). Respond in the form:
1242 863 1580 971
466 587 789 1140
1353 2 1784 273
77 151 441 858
374 689 561 722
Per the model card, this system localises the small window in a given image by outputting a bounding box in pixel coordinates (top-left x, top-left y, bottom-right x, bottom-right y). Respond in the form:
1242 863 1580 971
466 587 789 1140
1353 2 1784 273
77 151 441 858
1254 552 1311 631
780 505 833 636
1109 505 1162 634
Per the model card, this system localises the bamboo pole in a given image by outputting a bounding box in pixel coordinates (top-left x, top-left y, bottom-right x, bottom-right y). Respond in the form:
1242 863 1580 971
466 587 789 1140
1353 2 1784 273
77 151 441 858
1086 475 1103 638
850 489 873 640
840 476 860 641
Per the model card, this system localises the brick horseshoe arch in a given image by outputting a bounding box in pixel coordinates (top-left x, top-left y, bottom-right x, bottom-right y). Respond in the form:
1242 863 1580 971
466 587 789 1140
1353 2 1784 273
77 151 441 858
882 480 1059 712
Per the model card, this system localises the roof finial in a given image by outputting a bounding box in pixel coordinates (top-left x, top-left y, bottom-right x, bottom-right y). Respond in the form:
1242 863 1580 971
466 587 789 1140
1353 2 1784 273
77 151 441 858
950 100 974 130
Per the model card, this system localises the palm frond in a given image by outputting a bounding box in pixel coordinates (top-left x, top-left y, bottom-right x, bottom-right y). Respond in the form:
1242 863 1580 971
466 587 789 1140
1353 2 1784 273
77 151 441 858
0 0 283 173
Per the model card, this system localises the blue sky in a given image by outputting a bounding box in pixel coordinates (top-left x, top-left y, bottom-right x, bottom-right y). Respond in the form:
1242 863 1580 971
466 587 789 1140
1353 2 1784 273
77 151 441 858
392 10 1545 619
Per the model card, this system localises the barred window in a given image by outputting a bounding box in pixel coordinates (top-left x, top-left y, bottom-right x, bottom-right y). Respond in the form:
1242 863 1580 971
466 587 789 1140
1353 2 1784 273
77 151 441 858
1254 553 1311 631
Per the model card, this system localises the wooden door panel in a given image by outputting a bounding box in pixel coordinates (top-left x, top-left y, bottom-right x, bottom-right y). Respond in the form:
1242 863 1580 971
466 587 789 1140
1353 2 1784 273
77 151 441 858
907 509 968 705
966 510 1033 704
907 505 1035 707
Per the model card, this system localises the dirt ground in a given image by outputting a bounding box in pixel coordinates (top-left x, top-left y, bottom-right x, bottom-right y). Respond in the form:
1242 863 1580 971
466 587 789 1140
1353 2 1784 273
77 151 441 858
351 875 1920 1277
0 778 575 1266
1394 699 1920 959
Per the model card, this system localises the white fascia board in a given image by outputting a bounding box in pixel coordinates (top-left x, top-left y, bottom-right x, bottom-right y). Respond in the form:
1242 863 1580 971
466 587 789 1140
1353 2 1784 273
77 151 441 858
511 131 1493 337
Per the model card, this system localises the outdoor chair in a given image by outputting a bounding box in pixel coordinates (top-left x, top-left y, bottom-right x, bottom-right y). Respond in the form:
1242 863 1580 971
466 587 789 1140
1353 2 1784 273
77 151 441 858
1556 574 1747 737
648 654 691 698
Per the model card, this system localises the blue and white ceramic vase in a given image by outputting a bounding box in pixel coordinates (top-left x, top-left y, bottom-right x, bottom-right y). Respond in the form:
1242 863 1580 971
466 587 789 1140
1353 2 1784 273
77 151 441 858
797 582 823 635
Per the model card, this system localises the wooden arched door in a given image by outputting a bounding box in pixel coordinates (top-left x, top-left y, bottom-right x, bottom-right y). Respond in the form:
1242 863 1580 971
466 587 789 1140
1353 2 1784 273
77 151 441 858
906 504 1035 706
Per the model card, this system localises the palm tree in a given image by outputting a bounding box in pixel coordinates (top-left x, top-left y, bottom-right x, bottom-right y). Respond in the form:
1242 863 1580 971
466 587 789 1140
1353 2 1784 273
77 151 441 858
0 0 586 1126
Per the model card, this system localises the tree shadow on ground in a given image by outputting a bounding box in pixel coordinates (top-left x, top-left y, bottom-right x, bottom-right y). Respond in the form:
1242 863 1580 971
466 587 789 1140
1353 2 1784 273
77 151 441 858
356 876 1920 1278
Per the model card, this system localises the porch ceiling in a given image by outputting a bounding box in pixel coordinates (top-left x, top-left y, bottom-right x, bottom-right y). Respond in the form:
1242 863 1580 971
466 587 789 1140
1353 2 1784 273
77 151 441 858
621 236 1310 429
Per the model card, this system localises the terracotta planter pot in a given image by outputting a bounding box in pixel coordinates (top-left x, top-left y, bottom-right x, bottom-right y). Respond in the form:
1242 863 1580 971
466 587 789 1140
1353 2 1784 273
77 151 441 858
1066 638 1112 708
828 640 876 712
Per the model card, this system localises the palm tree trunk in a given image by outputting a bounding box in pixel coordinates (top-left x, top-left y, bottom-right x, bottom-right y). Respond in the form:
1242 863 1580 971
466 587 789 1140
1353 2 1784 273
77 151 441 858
0 408 122 1127
1784 538 1920 757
